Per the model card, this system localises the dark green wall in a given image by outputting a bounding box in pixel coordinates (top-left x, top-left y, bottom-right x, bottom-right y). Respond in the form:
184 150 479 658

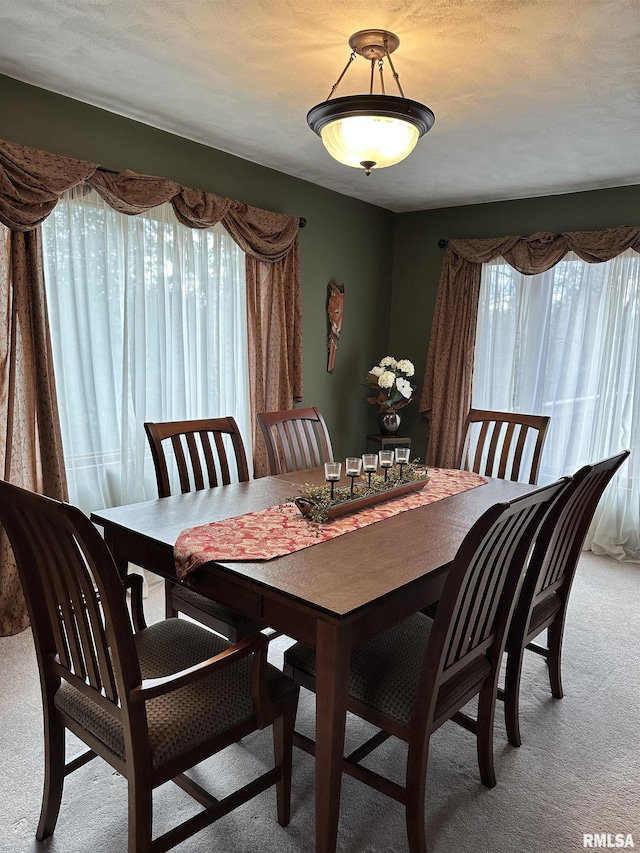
391 185 640 458
2 74 638 465
0 75 395 461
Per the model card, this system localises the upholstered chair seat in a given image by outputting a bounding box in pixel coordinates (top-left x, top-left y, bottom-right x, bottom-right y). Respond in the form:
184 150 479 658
526 592 562 636
55 618 296 770
285 613 491 728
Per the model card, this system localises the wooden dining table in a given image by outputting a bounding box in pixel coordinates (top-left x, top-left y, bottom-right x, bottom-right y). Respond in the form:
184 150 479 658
91 468 533 853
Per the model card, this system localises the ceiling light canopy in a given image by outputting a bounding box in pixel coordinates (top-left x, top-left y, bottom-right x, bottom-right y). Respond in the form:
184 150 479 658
307 29 435 176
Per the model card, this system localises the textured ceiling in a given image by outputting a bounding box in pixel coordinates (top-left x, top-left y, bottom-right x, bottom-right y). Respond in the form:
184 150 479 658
1 0 639 212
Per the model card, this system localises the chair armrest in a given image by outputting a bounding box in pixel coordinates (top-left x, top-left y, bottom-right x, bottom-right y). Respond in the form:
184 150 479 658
130 631 275 724
120 572 147 631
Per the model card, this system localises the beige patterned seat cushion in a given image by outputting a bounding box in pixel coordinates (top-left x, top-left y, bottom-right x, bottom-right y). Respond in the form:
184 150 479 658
284 612 491 728
54 618 296 770
529 590 562 634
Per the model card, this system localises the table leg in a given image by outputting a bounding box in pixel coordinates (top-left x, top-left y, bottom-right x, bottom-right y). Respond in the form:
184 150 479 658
315 619 351 853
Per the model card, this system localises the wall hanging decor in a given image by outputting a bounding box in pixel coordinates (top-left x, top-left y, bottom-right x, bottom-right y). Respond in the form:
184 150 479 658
327 281 344 372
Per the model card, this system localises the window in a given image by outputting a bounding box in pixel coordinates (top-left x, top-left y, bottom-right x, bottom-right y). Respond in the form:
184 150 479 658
474 249 639 560
41 186 251 513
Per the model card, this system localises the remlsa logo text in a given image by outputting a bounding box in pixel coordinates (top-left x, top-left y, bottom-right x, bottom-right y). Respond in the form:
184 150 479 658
583 835 635 848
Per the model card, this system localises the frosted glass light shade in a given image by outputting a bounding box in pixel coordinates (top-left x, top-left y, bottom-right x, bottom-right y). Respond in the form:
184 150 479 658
307 94 435 174
320 115 420 170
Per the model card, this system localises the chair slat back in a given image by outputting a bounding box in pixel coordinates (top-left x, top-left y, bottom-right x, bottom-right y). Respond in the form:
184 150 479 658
0 480 140 707
459 409 551 484
257 407 334 475
429 479 568 682
145 417 250 498
530 451 630 598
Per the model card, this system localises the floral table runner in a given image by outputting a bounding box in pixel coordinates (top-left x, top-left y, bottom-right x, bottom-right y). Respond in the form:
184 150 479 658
174 468 486 578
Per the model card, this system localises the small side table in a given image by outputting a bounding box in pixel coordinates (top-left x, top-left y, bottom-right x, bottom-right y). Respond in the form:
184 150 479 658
366 434 412 453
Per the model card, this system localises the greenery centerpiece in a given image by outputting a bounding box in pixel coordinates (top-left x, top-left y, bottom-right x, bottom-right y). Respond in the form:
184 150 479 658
294 461 429 524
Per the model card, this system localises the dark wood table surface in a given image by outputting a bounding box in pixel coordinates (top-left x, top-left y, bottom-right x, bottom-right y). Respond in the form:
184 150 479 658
91 469 532 853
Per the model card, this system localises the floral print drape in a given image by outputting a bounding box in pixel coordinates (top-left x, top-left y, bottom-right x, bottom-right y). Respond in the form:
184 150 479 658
0 225 68 634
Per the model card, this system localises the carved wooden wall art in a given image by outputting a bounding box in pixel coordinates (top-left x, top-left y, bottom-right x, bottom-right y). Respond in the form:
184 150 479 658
327 282 344 373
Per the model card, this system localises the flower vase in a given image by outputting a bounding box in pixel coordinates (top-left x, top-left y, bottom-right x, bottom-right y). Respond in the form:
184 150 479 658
378 410 401 436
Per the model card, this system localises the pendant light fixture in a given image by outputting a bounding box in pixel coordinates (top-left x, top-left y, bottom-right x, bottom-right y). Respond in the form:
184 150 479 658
307 29 435 175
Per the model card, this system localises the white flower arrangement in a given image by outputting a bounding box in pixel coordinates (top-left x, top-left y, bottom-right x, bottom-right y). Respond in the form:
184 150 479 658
366 356 417 411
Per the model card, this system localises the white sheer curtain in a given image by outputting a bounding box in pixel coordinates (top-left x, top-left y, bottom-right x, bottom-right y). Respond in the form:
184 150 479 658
474 249 639 561
41 185 251 514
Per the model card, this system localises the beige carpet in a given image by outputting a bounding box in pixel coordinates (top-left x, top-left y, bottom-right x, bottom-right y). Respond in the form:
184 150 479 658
1 551 638 853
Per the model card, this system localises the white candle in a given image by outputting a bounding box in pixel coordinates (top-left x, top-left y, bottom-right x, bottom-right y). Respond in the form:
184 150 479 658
324 462 342 481
345 457 362 476
362 454 378 472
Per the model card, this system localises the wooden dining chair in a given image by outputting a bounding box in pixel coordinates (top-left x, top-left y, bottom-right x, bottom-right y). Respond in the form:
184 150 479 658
283 478 568 853
500 449 630 746
0 478 299 853
256 406 334 476
458 408 551 484
144 417 264 641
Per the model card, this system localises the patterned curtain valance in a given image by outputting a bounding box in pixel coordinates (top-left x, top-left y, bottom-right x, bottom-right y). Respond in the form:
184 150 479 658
0 139 299 261
446 228 640 273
